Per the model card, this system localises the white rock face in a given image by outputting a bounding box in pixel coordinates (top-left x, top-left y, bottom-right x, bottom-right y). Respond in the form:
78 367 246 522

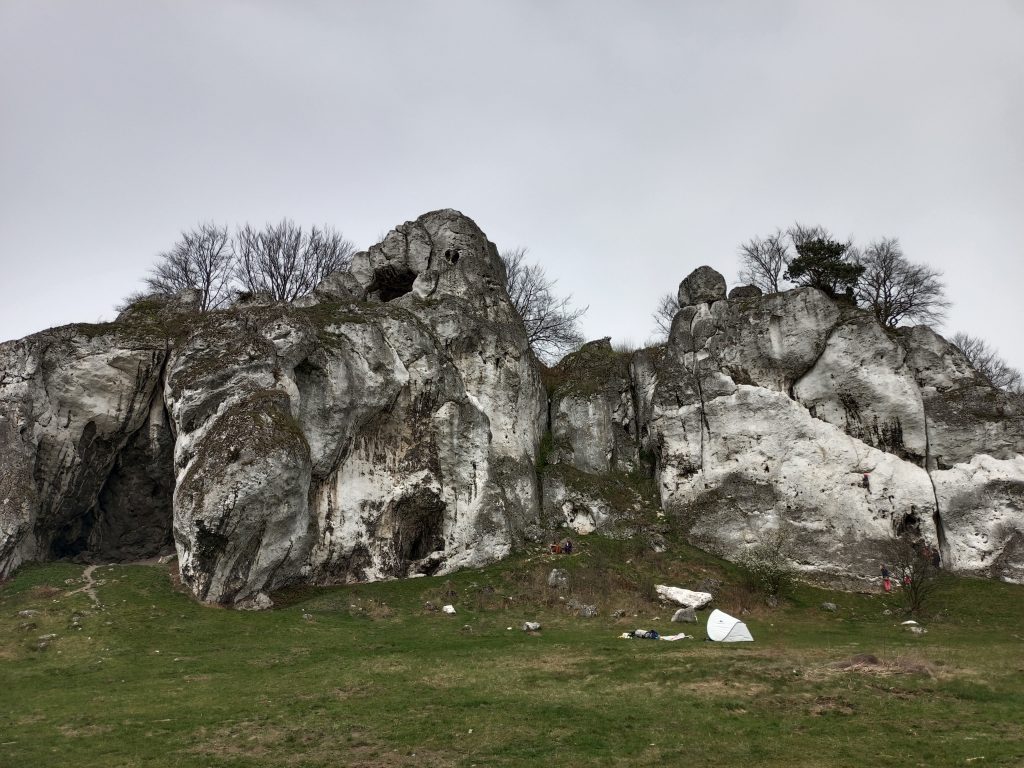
549 339 640 475
0 210 546 607
932 455 1024 582
3 250 1023 603
0 326 167 578
647 268 1024 585
655 585 713 609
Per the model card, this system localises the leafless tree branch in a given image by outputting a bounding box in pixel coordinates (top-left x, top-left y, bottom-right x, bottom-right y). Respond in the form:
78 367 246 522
142 222 235 312
855 238 950 327
951 332 1023 393
501 247 587 364
234 219 355 302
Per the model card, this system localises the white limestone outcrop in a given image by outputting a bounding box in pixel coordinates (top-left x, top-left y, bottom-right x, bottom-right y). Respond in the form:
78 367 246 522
646 268 1024 585
0 210 546 607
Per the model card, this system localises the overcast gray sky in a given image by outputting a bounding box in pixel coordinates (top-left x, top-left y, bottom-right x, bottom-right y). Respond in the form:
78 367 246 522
2 1 1022 370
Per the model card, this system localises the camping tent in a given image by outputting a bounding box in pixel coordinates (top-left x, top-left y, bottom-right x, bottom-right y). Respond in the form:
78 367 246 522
706 609 754 642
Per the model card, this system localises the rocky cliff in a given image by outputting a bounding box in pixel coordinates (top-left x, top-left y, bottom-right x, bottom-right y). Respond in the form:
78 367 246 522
645 272 1024 585
0 210 545 607
2 219 1023 605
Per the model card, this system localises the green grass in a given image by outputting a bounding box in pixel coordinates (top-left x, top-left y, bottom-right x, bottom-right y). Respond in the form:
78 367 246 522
2 541 1023 768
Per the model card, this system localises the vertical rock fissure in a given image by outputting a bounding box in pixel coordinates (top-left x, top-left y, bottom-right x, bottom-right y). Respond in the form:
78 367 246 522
922 403 948 558
692 360 710 474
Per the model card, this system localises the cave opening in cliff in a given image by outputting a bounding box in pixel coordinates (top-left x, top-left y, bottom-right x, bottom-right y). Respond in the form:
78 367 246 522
390 490 446 573
47 414 176 563
369 264 417 301
895 509 922 538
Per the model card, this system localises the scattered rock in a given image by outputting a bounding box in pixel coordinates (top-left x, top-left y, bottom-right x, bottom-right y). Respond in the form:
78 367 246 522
647 533 667 553
302 613 314 621
522 621 541 632
655 585 713 609
157 553 178 565
38 633 57 641
423 601 437 612
17 609 38 618
671 607 697 623
728 284 763 300
678 266 727 307
612 609 627 619
821 602 838 612
548 569 569 589
579 604 598 618
442 604 456 615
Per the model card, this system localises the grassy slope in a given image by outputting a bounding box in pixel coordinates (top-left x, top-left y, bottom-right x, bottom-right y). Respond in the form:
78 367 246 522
1 539 1023 768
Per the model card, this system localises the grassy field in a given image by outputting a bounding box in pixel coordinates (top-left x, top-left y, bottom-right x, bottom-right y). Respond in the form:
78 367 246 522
1 537 1023 768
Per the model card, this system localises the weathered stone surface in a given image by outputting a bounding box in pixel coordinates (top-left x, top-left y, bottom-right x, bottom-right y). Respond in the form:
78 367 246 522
3 214 1023 603
547 339 639 475
0 326 167 578
655 585 713 608
677 266 727 308
728 285 763 300
898 326 1024 466
0 210 546 607
793 315 927 460
649 284 1024 586
671 607 697 623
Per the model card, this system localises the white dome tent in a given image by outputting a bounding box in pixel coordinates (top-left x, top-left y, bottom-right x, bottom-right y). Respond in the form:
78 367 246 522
706 609 754 642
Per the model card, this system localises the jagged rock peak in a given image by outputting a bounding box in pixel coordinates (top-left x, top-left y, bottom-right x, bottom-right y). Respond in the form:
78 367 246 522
677 266 727 308
334 209 508 305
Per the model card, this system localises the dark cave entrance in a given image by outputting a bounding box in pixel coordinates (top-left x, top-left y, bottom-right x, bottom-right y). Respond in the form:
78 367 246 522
895 508 923 539
368 265 418 302
390 489 446 574
46 409 176 563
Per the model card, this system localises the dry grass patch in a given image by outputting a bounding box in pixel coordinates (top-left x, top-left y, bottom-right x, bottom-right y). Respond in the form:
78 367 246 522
191 722 456 768
28 585 63 599
829 653 935 678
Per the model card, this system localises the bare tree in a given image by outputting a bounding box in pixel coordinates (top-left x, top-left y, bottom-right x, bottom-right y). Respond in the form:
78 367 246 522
651 292 678 341
501 247 587 364
737 229 789 293
787 222 835 249
880 535 946 615
235 219 355 302
951 332 1024 393
855 238 949 328
143 222 235 312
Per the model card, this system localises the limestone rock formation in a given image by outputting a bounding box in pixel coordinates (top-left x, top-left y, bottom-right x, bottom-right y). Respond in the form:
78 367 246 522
645 267 1024 585
3 236 1023 604
0 210 546 607
728 285 763 300
677 266 727 308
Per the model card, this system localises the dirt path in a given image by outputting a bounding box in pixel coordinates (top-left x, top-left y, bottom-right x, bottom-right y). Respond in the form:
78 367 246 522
63 564 103 608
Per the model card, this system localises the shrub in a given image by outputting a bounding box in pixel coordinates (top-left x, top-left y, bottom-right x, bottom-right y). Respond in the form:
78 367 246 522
737 527 797 599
